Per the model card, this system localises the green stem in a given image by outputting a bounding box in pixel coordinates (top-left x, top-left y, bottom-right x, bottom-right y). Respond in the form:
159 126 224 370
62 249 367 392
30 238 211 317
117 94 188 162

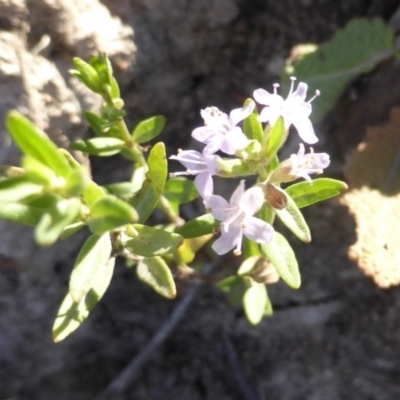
158 195 185 226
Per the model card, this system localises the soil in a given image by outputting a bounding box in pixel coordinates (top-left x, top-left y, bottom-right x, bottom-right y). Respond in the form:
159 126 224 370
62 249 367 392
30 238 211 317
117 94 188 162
1 1 400 399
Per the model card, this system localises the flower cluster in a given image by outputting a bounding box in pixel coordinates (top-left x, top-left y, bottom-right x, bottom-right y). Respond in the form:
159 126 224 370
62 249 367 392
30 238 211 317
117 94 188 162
170 77 329 255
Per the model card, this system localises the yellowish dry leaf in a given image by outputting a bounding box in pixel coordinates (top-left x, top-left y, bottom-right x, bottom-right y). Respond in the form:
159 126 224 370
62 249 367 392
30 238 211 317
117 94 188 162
341 108 400 288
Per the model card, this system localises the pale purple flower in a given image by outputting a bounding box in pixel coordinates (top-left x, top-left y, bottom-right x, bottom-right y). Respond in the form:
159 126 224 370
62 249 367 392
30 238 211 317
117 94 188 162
207 180 274 255
191 102 255 156
170 150 221 198
289 143 330 182
253 77 320 144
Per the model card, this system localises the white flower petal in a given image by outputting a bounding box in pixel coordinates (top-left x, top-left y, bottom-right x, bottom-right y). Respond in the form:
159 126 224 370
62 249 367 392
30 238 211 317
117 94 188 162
241 186 264 215
291 82 308 101
192 126 218 144
254 89 283 107
170 150 204 171
220 128 248 155
202 136 224 155
230 180 246 207
229 101 255 127
212 226 242 255
195 173 213 198
207 194 232 221
293 117 318 144
244 217 274 243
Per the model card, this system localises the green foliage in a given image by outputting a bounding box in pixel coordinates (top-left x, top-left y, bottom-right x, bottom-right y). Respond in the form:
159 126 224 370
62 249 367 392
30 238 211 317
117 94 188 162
283 18 394 122
130 142 167 223
176 214 219 239
0 176 43 203
243 99 263 142
132 116 166 144
123 224 183 257
263 117 286 159
261 232 300 289
286 178 348 208
243 281 267 325
53 256 115 342
0 203 43 226
72 137 126 157
88 195 138 234
164 177 198 213
69 233 112 303
137 256 176 299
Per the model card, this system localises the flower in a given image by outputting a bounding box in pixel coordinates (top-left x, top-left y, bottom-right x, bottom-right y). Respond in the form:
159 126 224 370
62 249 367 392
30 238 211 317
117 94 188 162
170 150 221 198
289 143 330 181
270 143 330 183
207 180 274 255
191 102 255 156
253 77 320 144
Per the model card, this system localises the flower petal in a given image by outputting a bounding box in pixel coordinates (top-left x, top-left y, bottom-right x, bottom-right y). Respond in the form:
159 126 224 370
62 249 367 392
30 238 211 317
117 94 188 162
195 173 213 198
243 217 274 243
212 225 242 255
254 89 283 107
207 194 231 221
220 128 248 155
229 101 255 127
191 126 218 144
202 136 224 155
230 180 246 207
293 116 318 144
170 150 204 171
291 82 308 102
240 186 265 215
201 107 228 127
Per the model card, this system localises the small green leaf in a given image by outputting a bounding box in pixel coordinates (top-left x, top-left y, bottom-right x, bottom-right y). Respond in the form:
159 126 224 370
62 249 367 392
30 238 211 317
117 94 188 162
285 178 348 208
132 116 166 144
84 111 106 136
53 256 115 342
69 233 112 303
0 176 43 203
72 137 126 157
71 58 102 93
237 255 261 276
261 232 300 289
88 195 138 234
175 235 213 264
60 221 85 239
6 111 72 178
243 98 263 142
274 188 311 243
243 282 267 325
130 142 167 223
103 182 136 198
264 117 286 159
164 177 198 213
35 198 81 246
175 214 219 239
0 203 43 226
137 256 176 299
123 224 183 257
264 289 273 316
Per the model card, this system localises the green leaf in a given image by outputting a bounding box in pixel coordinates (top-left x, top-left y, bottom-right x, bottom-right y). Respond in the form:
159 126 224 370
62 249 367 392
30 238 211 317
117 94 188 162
53 256 115 342
88 195 138 235
132 116 166 144
71 58 102 93
243 282 267 325
60 221 85 239
69 233 112 303
175 235 213 264
264 289 273 316
164 177 198 213
0 203 43 226
237 255 261 276
282 18 394 122
264 117 286 159
6 111 72 178
217 275 244 306
285 178 348 208
260 232 301 289
123 224 183 257
104 182 136 199
84 111 106 136
137 256 176 299
0 176 43 203
72 137 126 157
35 198 81 246
274 187 311 243
243 98 263 142
175 214 219 239
130 142 167 223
